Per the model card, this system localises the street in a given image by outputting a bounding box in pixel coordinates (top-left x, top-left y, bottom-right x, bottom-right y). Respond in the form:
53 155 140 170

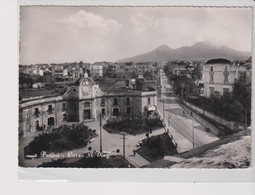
157 74 219 152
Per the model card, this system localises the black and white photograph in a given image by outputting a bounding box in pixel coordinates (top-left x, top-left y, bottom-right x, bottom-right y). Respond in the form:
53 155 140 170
18 6 252 169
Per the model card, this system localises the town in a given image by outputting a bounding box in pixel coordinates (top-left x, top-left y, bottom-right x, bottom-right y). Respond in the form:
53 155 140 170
19 55 252 168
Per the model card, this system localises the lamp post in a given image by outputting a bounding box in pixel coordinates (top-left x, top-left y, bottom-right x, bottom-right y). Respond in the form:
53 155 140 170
162 97 165 124
99 113 102 153
120 132 127 159
245 107 247 130
192 121 195 149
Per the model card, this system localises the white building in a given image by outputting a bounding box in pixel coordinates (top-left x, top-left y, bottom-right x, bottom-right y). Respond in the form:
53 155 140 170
202 58 247 97
89 63 103 77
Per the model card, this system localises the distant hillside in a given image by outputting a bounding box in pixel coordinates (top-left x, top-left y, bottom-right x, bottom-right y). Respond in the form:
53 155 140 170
118 42 251 62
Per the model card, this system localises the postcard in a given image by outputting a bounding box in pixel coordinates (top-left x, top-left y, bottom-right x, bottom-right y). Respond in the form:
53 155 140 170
17 1 255 181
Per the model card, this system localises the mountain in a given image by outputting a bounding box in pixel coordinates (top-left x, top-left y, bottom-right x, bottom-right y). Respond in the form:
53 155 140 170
117 42 251 62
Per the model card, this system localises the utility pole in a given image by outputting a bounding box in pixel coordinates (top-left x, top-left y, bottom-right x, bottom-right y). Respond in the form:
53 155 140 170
120 132 127 159
192 121 195 149
99 113 102 153
163 97 165 124
245 107 247 130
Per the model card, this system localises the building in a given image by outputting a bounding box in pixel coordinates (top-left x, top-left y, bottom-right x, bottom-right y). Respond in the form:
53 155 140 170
19 75 157 137
32 82 45 88
172 65 187 76
89 63 103 77
136 62 155 75
43 70 53 83
202 58 247 97
52 68 68 79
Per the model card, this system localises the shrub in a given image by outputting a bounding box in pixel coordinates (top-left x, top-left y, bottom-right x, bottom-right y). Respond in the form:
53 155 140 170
24 124 97 157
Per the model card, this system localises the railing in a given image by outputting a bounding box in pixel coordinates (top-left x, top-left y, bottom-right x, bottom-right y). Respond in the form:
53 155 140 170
181 99 245 131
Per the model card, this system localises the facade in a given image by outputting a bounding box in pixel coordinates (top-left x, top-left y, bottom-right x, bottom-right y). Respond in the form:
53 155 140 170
136 62 155 75
52 68 68 78
172 65 187 76
19 76 157 137
202 58 247 97
89 63 103 77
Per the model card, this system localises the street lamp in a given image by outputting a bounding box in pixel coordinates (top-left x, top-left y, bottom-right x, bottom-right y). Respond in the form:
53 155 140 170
99 113 102 153
192 121 195 149
120 132 127 159
162 97 165 124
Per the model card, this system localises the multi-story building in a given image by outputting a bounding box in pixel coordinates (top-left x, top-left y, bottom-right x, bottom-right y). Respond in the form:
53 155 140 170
202 58 247 97
52 68 68 79
89 63 103 77
136 62 155 75
172 65 187 76
19 75 157 137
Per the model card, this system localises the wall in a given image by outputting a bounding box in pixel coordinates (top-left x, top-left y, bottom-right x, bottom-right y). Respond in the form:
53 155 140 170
203 63 246 97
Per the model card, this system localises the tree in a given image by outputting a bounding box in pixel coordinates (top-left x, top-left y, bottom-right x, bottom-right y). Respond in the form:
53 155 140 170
193 63 202 80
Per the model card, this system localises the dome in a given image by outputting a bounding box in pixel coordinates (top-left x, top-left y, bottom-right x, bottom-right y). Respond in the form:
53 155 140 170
205 58 231 65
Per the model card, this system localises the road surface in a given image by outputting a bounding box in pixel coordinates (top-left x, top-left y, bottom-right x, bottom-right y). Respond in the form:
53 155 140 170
157 73 219 152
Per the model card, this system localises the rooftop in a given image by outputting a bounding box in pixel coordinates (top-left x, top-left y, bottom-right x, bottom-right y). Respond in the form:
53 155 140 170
206 58 231 65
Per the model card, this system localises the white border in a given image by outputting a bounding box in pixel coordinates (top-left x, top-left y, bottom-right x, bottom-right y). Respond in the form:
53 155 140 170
15 0 255 182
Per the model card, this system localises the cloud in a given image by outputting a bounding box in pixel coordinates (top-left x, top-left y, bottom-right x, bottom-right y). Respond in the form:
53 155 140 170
20 7 252 64
58 10 122 40
130 13 154 33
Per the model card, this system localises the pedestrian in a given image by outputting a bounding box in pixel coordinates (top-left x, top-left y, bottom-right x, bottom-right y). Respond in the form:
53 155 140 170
133 149 136 156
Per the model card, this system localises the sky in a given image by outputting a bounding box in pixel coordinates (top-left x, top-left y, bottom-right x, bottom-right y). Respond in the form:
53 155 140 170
20 7 252 64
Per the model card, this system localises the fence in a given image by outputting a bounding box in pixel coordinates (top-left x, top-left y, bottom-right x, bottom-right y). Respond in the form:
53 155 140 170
181 100 245 132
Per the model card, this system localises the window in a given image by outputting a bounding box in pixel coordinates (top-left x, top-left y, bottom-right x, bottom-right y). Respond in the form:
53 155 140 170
113 108 119 116
148 97 151 105
48 105 53 113
113 98 118 105
34 108 40 117
35 120 40 130
101 98 105 106
209 87 214 97
210 75 214 83
239 73 246 84
102 108 105 115
84 102 91 108
224 74 228 84
62 102 67 111
127 107 131 115
63 113 67 120
126 97 130 105
223 88 229 96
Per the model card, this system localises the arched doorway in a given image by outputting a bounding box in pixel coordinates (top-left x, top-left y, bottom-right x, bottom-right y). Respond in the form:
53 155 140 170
48 117 55 126
113 108 120 116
